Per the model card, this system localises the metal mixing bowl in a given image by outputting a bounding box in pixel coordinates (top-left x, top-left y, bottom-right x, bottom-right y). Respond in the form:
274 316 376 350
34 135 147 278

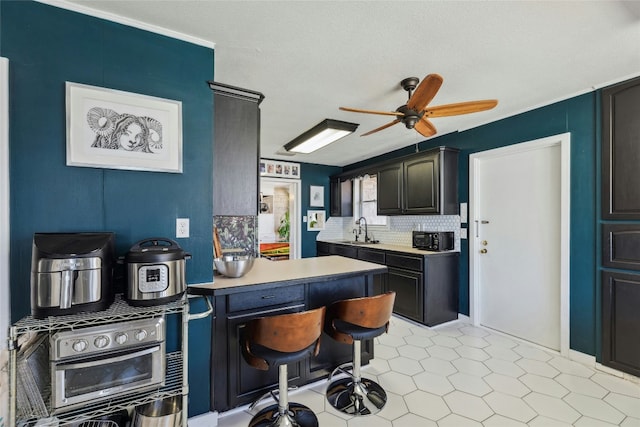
132 395 182 427
214 254 255 278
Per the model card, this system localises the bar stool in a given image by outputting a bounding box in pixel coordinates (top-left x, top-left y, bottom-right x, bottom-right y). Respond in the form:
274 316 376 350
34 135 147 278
240 306 326 427
324 291 396 416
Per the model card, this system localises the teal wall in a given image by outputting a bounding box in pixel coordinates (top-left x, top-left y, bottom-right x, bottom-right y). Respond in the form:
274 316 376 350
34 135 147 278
2 1 214 416
299 162 342 257
345 93 599 356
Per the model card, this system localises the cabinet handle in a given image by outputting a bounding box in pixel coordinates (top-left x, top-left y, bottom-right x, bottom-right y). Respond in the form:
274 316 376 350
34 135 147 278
261 295 276 300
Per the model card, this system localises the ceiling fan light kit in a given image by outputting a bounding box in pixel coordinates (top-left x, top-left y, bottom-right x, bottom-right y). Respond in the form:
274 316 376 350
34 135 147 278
284 119 359 154
340 73 498 138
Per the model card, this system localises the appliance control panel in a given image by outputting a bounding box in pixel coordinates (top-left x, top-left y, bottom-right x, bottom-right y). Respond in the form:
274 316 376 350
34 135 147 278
51 316 165 360
137 264 169 293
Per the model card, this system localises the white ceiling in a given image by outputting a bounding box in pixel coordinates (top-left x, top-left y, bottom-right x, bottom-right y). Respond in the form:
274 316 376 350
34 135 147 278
55 0 640 167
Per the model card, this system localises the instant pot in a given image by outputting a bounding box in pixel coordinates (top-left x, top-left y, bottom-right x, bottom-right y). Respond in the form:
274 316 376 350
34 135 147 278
125 238 190 306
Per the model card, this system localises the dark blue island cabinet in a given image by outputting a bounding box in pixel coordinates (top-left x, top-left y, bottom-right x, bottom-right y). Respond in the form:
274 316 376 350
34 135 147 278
190 256 387 412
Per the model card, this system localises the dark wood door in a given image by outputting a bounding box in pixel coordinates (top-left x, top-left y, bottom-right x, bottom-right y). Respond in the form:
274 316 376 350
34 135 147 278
307 276 372 379
377 163 403 215
226 304 305 409
387 267 424 323
404 153 439 214
602 271 640 377
330 177 353 217
211 83 263 216
602 76 640 219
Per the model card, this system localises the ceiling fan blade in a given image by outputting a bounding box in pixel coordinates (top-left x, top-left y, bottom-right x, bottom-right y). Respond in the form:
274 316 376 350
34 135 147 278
340 106 404 117
407 74 443 112
424 100 498 118
361 119 401 136
414 117 437 138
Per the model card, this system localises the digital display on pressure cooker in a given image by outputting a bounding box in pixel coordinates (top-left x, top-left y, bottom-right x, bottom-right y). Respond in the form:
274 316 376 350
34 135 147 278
138 264 169 292
146 268 161 282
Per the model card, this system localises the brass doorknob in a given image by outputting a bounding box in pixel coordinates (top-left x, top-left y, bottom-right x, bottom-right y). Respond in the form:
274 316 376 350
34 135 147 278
480 248 488 254
481 240 488 246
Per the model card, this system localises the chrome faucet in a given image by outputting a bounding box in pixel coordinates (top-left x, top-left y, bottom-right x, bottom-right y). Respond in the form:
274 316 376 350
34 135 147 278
356 217 370 243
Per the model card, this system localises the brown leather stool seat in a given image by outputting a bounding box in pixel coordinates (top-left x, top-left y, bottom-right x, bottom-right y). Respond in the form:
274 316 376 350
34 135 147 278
240 306 326 427
324 291 396 416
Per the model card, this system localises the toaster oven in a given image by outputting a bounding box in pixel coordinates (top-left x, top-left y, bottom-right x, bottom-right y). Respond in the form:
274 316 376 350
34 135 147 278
412 231 454 252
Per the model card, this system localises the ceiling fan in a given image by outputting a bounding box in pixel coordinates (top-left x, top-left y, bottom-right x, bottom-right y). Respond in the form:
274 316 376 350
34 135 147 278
340 74 498 137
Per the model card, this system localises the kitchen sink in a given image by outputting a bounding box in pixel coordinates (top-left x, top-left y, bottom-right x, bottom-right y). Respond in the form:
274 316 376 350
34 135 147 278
336 240 378 245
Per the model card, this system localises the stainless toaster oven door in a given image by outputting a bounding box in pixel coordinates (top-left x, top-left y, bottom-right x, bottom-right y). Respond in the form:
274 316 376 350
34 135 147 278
51 343 165 411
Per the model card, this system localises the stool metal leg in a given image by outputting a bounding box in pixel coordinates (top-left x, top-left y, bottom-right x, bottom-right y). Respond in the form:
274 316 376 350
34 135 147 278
326 340 388 416
249 364 319 427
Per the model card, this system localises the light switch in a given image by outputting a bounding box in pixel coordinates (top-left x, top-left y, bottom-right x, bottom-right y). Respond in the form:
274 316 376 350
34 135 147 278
461 228 468 239
460 203 468 223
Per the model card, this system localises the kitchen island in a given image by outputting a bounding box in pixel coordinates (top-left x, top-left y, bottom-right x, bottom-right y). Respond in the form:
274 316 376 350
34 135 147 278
190 256 387 412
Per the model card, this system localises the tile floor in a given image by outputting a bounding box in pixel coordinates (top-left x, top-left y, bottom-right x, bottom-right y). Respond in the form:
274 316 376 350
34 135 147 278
215 316 640 426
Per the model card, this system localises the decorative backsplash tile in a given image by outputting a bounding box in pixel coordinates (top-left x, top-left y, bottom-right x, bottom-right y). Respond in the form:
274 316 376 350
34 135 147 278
213 215 258 256
318 215 462 251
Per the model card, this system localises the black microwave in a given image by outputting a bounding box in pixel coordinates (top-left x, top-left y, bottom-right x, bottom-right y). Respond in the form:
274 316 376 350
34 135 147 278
412 231 454 252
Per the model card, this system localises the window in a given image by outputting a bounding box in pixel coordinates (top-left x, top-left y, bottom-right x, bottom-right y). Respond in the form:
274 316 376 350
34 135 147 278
352 175 388 226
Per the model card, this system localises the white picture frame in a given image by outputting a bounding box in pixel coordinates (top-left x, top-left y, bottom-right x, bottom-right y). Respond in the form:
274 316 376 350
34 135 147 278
307 210 326 231
260 159 300 178
66 82 183 173
309 185 324 207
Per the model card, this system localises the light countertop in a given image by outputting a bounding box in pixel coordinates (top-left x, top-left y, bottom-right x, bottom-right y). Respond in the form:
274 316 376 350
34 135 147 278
190 255 387 293
318 239 456 256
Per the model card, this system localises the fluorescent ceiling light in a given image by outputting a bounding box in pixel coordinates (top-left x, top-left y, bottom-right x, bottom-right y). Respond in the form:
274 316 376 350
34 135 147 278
284 119 359 154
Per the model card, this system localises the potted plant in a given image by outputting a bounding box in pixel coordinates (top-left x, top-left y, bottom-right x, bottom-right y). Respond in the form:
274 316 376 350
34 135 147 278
277 210 290 241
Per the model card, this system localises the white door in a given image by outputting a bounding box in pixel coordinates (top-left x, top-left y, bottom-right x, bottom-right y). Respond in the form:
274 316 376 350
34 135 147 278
470 134 570 353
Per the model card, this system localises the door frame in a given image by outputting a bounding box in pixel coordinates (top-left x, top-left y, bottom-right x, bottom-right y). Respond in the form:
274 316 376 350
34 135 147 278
259 177 301 259
1 57 10 347
469 132 571 355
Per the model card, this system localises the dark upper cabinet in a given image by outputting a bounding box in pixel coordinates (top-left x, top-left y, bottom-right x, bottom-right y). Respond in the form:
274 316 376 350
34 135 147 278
377 147 459 216
329 176 353 217
377 163 404 215
404 153 438 214
209 82 264 216
602 76 640 219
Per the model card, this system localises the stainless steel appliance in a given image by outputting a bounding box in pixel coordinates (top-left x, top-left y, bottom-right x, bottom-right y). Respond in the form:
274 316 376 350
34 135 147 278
31 232 115 319
412 231 455 251
125 238 190 307
50 316 166 412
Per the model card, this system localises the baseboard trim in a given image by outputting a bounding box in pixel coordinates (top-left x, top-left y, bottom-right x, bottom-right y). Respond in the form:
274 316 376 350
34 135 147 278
568 349 640 384
188 411 219 427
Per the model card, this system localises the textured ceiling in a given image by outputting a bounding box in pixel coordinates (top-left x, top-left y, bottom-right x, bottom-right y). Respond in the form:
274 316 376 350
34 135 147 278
53 0 640 166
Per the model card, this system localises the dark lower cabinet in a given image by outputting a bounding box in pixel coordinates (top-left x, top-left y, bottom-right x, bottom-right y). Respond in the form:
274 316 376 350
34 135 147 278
387 267 423 322
228 304 305 407
211 275 375 412
307 277 373 379
316 242 459 326
602 271 640 377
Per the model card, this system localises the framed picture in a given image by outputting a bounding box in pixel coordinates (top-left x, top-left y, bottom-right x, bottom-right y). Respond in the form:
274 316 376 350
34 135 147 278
260 159 300 178
66 82 183 173
307 210 326 231
310 185 324 207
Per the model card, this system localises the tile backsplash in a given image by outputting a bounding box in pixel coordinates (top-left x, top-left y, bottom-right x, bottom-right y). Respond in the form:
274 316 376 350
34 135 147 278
317 215 463 251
